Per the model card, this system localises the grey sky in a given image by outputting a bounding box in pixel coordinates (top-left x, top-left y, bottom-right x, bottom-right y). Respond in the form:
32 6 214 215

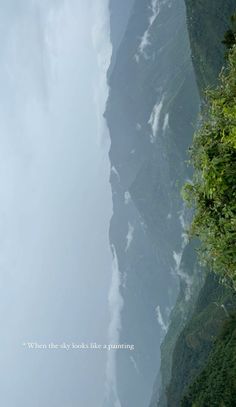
0 0 113 406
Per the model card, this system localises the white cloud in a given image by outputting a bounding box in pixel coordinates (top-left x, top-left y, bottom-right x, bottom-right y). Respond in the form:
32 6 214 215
178 204 189 246
130 356 140 374
111 166 121 182
134 53 140 63
148 99 163 143
138 30 151 57
105 245 124 407
149 0 161 25
173 251 193 302
136 0 163 59
155 305 168 333
91 0 112 147
126 223 134 251
163 113 169 132
172 204 193 301
124 191 131 205
122 271 128 290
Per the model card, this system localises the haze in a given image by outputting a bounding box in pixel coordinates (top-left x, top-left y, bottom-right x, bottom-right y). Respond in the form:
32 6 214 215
0 1 113 406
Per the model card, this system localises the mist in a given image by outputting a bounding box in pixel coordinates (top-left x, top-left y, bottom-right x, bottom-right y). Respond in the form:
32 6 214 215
0 1 112 406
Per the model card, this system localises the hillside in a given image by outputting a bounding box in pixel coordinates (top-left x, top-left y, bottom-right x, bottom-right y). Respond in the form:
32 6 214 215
154 2 236 407
184 0 236 90
167 273 236 406
181 313 236 406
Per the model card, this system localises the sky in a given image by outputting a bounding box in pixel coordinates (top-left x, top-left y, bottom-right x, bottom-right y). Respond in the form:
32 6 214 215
0 0 114 405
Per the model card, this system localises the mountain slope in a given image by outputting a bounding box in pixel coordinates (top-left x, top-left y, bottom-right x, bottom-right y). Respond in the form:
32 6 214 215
106 0 200 405
185 0 236 90
182 313 236 406
154 2 236 407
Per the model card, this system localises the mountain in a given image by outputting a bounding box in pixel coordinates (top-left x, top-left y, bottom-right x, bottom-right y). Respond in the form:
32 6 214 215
108 0 134 73
153 1 236 406
105 0 201 405
185 0 236 91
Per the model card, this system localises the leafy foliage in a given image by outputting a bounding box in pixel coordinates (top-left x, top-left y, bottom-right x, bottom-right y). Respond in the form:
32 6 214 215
183 46 236 287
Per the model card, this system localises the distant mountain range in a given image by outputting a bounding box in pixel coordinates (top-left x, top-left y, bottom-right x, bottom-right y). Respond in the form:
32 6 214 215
105 0 200 405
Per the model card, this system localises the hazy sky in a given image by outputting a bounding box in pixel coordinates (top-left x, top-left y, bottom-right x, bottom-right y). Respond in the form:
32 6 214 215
0 0 114 405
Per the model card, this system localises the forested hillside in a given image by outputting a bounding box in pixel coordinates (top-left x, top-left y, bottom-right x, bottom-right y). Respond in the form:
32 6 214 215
154 2 236 406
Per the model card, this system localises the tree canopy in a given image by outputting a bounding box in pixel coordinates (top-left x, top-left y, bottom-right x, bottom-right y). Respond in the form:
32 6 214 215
183 45 236 287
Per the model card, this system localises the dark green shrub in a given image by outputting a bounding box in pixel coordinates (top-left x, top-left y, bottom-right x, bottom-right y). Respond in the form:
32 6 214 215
183 46 236 287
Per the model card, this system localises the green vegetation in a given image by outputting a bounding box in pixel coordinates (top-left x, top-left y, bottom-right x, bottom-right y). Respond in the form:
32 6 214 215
157 9 236 407
222 13 236 52
156 242 205 407
166 273 236 407
183 45 236 287
184 0 236 91
181 313 236 406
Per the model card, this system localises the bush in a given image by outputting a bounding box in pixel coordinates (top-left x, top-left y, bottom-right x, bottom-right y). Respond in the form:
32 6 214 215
183 46 236 287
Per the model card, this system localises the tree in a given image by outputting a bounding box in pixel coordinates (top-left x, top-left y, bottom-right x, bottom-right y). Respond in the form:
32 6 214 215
222 13 236 50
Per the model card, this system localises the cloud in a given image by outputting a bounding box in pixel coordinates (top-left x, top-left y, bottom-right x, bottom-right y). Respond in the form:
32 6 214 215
155 305 168 333
111 166 121 182
149 0 161 25
90 2 124 405
124 191 131 205
105 245 124 407
135 0 171 61
135 0 161 59
126 223 134 252
0 2 113 405
130 356 140 374
173 251 193 302
91 0 112 147
138 30 151 56
163 113 169 132
148 99 164 143
172 204 193 301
